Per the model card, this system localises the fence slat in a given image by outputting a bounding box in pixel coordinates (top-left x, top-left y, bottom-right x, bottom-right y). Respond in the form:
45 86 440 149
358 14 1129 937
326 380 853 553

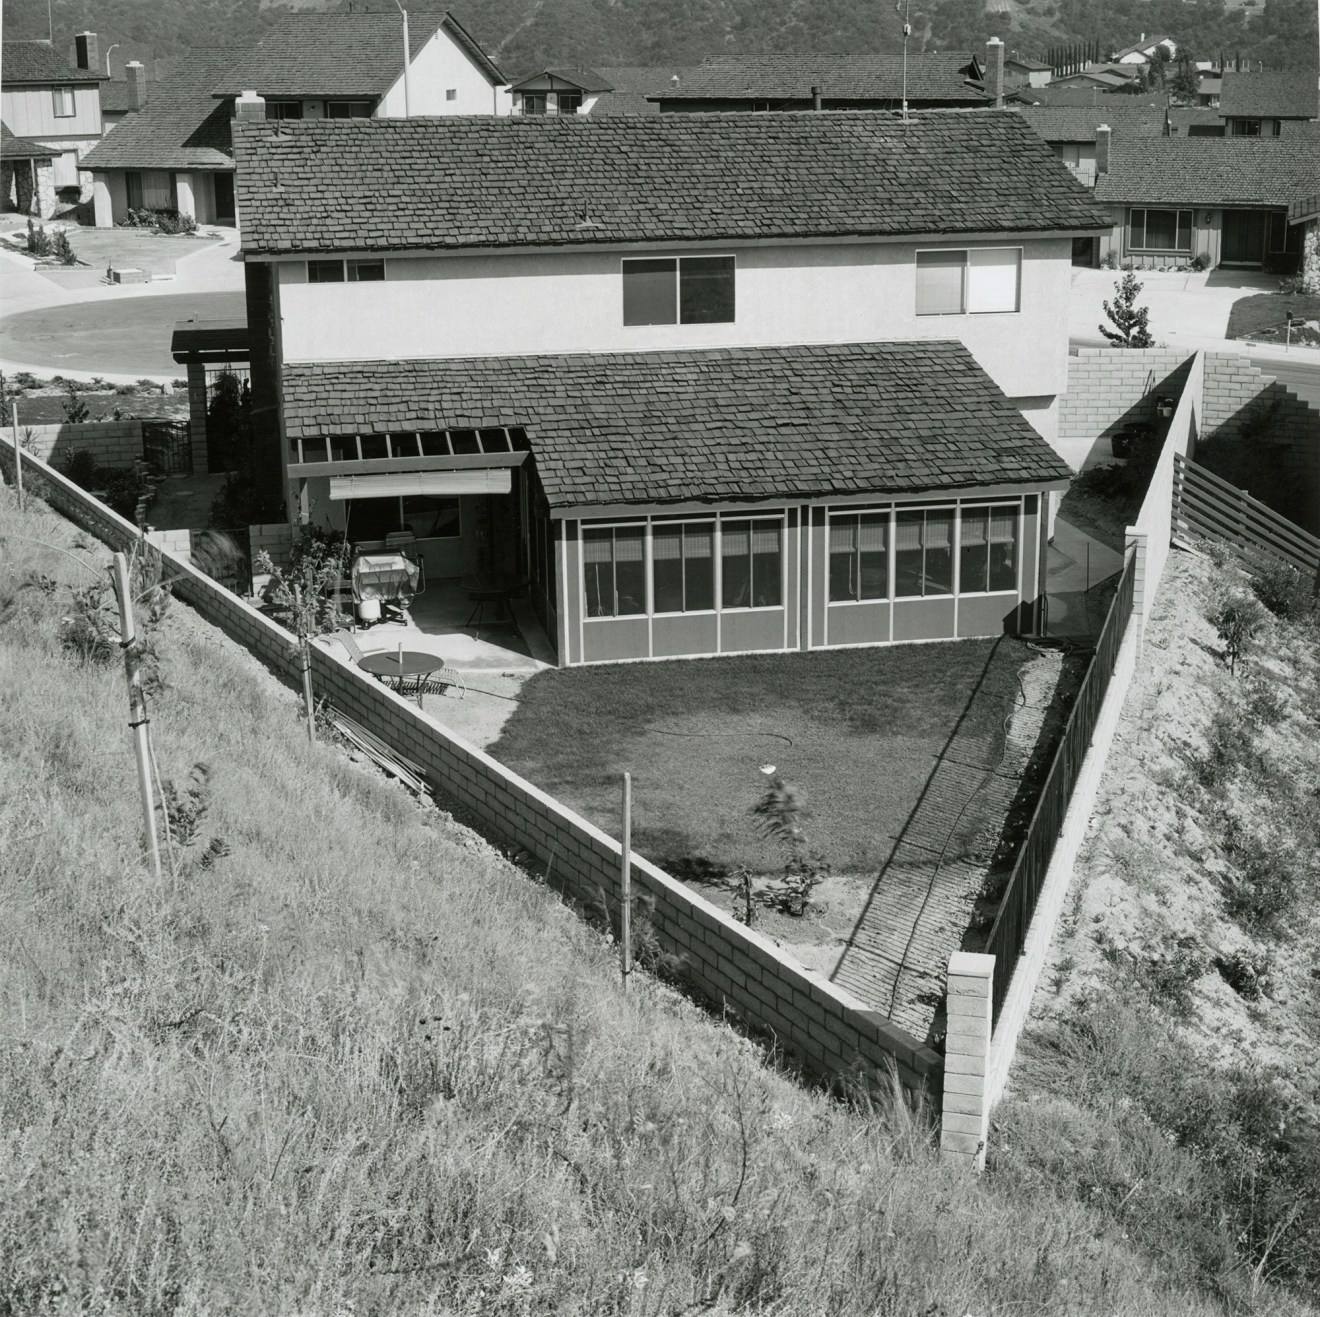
985 553 1136 1022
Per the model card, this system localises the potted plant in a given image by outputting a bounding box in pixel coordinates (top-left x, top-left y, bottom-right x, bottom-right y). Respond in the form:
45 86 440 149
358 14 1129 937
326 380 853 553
1110 429 1135 459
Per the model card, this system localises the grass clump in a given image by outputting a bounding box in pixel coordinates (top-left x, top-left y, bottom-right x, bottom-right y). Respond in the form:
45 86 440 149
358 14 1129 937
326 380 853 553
2 488 1295 1316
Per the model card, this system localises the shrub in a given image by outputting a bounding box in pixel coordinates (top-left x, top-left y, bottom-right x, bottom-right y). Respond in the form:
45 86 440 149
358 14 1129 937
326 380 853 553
1212 948 1273 1001
1220 820 1298 934
1208 592 1268 675
62 449 98 489
24 218 52 257
50 229 77 266
1136 932 1204 1017
1072 462 1139 500
101 468 150 522
1192 704 1245 790
1252 560 1317 625
60 385 90 424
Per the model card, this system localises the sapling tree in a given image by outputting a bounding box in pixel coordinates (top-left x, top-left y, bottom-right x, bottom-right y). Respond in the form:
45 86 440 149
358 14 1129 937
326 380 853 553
751 765 829 916
1210 592 1268 676
1100 272 1155 348
256 527 350 742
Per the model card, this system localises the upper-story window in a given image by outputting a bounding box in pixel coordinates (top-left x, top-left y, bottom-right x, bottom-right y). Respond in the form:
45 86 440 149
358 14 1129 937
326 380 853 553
307 259 386 283
520 92 548 115
557 91 583 114
916 248 1021 316
266 100 303 120
1230 118 1280 137
622 256 735 326
52 87 76 117
326 101 372 119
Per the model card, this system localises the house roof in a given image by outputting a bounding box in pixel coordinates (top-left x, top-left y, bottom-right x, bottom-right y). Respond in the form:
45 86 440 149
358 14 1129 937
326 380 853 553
1009 84 1145 106
1015 102 1168 143
509 67 616 93
595 66 698 95
2 40 107 84
99 80 147 114
81 50 245 172
234 111 1109 255
649 52 988 103
1094 137 1320 207
1217 70 1319 121
1112 35 1174 60
279 341 1072 509
1005 55 1052 72
1 122 53 160
211 11 503 99
1168 106 1223 134
586 92 661 117
1290 192 1319 223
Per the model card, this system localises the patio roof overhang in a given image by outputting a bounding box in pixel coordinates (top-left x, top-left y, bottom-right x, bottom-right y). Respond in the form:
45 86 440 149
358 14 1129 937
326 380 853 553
328 469 512 499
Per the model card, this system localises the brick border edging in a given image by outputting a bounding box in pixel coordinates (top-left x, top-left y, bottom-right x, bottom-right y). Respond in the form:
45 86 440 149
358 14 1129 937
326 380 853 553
2 446 944 1102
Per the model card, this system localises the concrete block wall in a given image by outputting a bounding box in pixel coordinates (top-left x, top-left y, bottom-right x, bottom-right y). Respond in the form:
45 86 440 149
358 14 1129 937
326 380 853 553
146 528 192 558
1059 349 1193 444
940 952 993 1170
1198 353 1320 535
15 420 143 469
250 522 294 571
185 361 210 475
2 444 944 1106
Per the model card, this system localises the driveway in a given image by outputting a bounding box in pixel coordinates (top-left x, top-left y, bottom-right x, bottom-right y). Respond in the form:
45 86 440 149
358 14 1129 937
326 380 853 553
0 222 245 382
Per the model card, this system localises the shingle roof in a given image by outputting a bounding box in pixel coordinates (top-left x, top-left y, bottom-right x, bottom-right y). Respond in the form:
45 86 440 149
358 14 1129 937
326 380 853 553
1112 35 1174 60
1 122 53 160
99 80 147 114
1005 55 1052 72
1015 102 1169 143
1218 70 1318 121
234 111 1110 255
1009 85 1149 106
651 52 988 103
595 66 698 95
81 50 244 172
509 67 616 93
585 92 660 117
1290 192 1319 223
1169 107 1223 134
212 11 503 99
1094 137 1320 207
2 40 106 84
280 342 1072 508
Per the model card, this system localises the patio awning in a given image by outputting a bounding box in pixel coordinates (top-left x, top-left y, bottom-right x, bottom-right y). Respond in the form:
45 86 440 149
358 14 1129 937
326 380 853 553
329 470 511 499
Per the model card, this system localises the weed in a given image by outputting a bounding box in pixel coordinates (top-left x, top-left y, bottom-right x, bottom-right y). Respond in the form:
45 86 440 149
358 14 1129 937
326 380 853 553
1136 932 1204 1017
1220 820 1300 935
1213 948 1274 1001
1252 560 1318 626
750 767 829 915
156 763 212 848
1246 674 1288 728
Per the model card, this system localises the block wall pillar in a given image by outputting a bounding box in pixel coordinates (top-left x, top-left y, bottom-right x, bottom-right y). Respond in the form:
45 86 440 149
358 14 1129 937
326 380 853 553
187 361 209 474
939 951 994 1171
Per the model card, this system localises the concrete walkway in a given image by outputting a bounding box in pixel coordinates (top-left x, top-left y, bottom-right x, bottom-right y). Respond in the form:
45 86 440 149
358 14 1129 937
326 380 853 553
1044 513 1126 640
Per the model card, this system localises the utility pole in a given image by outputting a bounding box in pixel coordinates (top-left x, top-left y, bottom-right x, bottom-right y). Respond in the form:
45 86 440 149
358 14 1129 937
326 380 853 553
395 1 412 116
111 551 162 880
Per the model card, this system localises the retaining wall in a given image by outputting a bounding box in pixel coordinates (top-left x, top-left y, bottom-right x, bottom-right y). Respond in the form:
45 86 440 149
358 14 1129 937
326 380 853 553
1059 349 1193 446
15 419 143 469
2 446 944 1103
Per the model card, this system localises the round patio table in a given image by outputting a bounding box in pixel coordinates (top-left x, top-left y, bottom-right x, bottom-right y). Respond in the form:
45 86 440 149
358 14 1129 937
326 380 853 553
358 649 447 709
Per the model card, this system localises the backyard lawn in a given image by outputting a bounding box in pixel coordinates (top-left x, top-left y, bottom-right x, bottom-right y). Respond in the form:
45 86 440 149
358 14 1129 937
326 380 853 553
491 639 1032 878
1226 291 1320 347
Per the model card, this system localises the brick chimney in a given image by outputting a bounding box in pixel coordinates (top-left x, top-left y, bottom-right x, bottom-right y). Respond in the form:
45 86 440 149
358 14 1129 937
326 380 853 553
125 61 148 111
985 37 1005 109
234 90 267 121
1096 123 1111 174
74 32 100 74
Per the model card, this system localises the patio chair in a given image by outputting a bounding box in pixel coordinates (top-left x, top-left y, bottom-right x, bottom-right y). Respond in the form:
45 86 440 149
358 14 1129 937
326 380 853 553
414 665 466 701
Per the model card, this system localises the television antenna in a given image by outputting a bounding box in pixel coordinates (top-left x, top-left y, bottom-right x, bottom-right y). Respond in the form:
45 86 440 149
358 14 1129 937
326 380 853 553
895 0 913 121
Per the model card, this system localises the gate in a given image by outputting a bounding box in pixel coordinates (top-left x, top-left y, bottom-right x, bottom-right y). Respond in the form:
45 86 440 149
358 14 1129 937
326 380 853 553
142 420 193 475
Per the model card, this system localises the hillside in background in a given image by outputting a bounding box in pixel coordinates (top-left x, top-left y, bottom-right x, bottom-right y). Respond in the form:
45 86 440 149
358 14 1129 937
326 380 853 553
4 0 1316 80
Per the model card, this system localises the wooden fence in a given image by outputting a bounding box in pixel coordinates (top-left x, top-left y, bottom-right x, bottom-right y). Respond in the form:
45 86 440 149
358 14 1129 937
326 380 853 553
1173 453 1320 578
985 552 1137 1022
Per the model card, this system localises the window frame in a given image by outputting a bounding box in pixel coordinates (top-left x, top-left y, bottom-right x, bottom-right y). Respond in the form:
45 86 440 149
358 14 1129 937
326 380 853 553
621 254 737 327
265 99 304 120
1127 207 1193 254
650 517 716 616
826 507 892 604
306 258 386 283
52 86 76 118
893 504 956 600
914 247 1022 317
719 514 784 612
582 522 648 619
326 100 372 119
556 91 583 114
955 502 1021 597
520 91 548 115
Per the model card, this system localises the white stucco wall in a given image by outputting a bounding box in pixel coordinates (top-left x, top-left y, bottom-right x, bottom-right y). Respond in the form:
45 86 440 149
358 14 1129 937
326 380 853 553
274 237 1074 401
376 25 507 116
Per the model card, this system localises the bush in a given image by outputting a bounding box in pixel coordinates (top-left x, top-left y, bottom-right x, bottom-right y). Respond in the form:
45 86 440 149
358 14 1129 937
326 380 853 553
50 229 77 266
60 385 90 424
1212 948 1273 1001
101 468 150 522
1252 561 1318 625
1208 592 1268 675
1220 819 1298 934
24 218 52 257
120 206 197 234
1072 462 1139 500
1136 932 1204 1017
62 449 99 489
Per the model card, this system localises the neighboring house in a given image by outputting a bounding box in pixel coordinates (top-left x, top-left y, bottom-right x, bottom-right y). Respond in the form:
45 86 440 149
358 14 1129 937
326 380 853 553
1093 136 1320 269
1112 35 1178 66
1171 106 1225 137
0 40 105 203
1217 70 1319 136
99 66 151 132
79 11 507 228
81 51 244 228
1051 63 1141 91
1015 102 1170 186
1 123 56 217
1291 192 1319 291
645 51 991 110
232 112 1108 666
507 67 689 116
1196 75 1222 108
1004 54 1052 89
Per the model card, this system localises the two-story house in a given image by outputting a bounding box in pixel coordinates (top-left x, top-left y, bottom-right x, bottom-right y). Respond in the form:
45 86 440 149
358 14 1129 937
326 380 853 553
80 10 506 228
1217 69 1319 137
1 40 105 208
234 112 1108 666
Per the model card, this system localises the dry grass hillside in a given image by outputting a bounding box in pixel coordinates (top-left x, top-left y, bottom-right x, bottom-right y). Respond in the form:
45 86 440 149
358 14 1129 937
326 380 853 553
1 483 1315 1315
1001 547 1320 1307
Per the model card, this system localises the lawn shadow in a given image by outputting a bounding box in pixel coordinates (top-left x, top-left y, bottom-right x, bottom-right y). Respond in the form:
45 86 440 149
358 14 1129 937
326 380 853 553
828 637 1021 1013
